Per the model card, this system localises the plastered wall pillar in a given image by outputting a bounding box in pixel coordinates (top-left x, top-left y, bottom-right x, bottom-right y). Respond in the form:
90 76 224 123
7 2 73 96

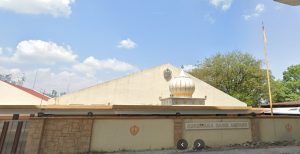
174 118 183 146
250 118 261 142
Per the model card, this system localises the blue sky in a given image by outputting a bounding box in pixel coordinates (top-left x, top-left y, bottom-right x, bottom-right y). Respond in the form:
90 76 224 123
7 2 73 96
0 0 299 93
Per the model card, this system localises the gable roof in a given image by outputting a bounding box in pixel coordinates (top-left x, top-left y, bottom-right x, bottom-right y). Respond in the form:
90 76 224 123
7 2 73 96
48 64 246 106
1 80 49 101
0 81 49 105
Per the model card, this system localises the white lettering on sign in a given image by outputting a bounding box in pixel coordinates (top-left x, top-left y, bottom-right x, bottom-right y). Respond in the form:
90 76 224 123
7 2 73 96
185 122 249 130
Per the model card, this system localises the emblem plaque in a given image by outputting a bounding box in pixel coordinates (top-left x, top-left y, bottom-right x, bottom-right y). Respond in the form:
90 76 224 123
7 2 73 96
130 125 140 136
163 68 172 81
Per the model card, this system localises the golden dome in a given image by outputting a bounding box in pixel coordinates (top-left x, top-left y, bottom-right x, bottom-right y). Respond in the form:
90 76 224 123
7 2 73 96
169 70 195 98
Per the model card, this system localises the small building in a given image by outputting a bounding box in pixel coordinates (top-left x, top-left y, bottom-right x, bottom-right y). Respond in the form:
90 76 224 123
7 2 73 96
261 100 300 115
0 80 49 105
262 100 300 107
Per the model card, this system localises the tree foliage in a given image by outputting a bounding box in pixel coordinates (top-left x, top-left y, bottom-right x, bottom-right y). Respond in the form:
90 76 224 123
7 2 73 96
270 65 300 102
190 51 300 106
282 65 300 100
190 51 266 106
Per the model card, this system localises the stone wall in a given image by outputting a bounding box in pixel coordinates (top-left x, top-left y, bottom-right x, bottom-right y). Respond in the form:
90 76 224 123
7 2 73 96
39 119 93 154
24 118 93 154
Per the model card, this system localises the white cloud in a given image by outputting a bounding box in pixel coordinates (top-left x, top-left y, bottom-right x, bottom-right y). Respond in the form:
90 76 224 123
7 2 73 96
243 3 265 20
183 64 197 72
0 0 75 17
117 38 137 49
209 0 233 11
73 56 138 77
0 66 22 76
0 39 138 93
1 60 137 93
1 40 77 64
255 4 264 13
22 68 98 93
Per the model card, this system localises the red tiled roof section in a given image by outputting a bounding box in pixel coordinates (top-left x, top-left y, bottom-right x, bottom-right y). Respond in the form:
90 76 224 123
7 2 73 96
2 81 50 101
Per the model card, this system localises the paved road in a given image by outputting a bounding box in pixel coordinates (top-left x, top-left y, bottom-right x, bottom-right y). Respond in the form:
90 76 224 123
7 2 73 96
111 146 300 154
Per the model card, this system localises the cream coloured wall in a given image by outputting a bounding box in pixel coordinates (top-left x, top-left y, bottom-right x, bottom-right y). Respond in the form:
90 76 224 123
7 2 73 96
258 118 300 142
0 81 47 105
49 64 246 106
183 119 252 148
22 116 300 153
90 119 174 152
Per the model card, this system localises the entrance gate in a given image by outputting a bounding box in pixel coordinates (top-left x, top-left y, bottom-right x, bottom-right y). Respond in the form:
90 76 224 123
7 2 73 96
0 120 29 154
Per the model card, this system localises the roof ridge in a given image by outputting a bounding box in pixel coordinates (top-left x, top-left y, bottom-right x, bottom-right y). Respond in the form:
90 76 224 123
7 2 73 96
59 63 176 96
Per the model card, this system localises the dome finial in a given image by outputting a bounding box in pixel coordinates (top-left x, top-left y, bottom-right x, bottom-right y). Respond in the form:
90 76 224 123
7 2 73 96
169 69 195 98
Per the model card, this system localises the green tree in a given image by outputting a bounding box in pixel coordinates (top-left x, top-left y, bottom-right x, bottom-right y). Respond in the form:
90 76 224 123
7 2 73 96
270 79 288 103
190 51 267 106
282 64 300 101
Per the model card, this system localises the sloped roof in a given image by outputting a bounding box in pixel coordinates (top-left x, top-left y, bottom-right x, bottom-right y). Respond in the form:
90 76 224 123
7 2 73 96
262 100 300 107
1 81 49 101
48 64 246 106
0 80 50 105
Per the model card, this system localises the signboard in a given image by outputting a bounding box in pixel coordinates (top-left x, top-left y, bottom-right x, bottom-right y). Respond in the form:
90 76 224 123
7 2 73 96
185 122 249 130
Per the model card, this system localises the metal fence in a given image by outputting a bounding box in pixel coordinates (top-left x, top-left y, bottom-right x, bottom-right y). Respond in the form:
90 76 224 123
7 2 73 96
0 120 30 154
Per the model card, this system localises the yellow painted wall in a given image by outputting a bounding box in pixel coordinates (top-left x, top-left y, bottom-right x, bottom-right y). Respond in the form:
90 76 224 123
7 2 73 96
183 119 252 148
90 119 174 152
258 118 300 142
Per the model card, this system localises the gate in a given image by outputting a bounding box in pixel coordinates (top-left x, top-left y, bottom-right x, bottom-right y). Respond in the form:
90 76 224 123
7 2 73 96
0 117 29 154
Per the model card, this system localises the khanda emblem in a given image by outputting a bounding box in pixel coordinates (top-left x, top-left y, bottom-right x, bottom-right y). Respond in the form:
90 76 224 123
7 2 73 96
130 125 140 136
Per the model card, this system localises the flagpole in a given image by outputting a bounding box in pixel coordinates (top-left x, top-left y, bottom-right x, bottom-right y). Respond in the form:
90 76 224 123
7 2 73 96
262 22 273 116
